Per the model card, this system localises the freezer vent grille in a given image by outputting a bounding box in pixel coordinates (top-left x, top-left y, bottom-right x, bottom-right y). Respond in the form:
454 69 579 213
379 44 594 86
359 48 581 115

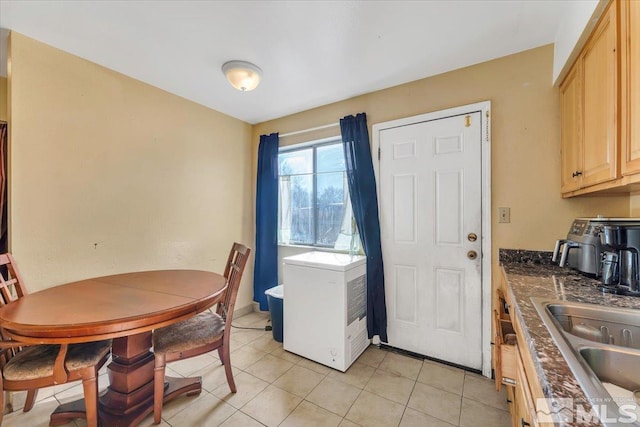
350 329 369 363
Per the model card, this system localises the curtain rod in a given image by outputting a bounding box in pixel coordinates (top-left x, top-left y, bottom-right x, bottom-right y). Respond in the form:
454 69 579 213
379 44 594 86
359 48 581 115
278 122 339 138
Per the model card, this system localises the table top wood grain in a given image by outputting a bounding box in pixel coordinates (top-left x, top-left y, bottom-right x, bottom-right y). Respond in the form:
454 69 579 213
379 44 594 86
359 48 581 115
0 269 227 344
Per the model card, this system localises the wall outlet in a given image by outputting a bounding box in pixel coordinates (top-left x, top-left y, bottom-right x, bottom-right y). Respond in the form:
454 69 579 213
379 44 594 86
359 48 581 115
498 207 511 223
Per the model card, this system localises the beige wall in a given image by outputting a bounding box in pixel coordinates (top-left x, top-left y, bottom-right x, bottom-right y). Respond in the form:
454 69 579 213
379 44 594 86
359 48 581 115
0 76 7 122
253 44 630 289
8 32 256 310
630 193 640 216
4 34 634 315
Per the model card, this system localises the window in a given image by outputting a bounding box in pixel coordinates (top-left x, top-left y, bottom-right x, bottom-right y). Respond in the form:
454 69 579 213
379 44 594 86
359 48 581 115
278 139 357 250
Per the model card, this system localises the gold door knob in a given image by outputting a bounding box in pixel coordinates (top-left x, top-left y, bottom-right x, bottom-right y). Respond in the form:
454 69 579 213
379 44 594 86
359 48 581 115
468 233 477 242
467 250 478 260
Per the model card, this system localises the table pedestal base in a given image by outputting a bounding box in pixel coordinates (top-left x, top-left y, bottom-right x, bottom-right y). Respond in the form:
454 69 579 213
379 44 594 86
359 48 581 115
48 332 204 427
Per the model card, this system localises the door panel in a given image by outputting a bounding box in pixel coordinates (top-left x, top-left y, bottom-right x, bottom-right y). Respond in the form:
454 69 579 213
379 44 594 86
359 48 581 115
394 265 417 323
380 112 482 369
435 170 463 245
393 174 417 242
435 267 463 333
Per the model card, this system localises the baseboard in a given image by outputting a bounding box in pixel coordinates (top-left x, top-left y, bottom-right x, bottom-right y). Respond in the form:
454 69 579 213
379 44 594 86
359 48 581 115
233 303 255 318
234 302 268 318
253 301 269 313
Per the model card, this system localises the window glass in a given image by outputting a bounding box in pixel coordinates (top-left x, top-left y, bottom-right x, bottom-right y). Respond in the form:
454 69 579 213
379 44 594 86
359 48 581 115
288 174 314 245
279 149 312 175
278 139 359 251
316 171 345 246
316 144 345 173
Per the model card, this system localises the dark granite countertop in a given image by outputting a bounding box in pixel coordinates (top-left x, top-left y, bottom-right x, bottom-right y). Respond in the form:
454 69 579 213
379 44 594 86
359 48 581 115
499 249 640 427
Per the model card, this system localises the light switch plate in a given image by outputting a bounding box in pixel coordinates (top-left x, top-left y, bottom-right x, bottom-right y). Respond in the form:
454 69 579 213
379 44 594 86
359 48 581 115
498 207 511 223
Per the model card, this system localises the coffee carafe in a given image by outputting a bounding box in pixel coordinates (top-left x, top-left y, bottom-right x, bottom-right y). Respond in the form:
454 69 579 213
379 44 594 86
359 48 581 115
600 251 619 286
600 225 640 294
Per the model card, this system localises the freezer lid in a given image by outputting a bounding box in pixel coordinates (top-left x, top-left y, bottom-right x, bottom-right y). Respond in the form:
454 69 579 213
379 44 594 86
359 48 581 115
283 251 366 271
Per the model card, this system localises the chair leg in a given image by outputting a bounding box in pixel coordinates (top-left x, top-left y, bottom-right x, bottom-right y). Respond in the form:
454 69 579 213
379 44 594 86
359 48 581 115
217 347 224 364
23 389 38 412
153 354 167 425
81 370 99 427
221 345 236 393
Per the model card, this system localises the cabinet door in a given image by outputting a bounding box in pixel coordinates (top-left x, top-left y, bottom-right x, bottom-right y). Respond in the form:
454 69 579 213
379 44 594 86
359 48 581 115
515 351 538 427
514 382 531 427
560 63 583 193
582 2 618 187
506 386 518 427
621 0 640 174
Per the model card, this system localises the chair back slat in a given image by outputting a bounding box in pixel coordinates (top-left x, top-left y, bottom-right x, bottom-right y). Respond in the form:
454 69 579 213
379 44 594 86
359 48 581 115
0 253 30 370
0 253 28 307
217 243 250 325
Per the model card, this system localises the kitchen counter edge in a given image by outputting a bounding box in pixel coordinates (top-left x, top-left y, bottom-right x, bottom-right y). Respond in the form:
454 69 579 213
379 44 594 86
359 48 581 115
500 250 640 427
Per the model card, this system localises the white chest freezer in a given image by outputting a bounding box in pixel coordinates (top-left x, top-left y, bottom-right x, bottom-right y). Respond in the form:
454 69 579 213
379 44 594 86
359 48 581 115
283 251 368 371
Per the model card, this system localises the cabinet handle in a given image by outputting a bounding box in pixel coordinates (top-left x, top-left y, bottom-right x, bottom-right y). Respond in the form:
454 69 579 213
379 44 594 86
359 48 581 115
521 419 531 427
506 399 513 403
572 171 583 177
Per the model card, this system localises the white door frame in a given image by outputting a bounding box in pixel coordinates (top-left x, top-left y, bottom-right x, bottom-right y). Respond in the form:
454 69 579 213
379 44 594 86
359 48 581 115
372 101 492 378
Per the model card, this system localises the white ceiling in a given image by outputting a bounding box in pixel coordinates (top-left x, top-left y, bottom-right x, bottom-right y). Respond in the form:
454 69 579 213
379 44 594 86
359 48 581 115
0 1 568 124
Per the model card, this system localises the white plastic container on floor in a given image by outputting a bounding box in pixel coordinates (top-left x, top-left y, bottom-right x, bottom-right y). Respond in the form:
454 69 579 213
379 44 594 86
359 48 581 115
283 251 368 372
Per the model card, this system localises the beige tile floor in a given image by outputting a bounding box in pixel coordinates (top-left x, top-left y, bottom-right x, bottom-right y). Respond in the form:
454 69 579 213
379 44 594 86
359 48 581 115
3 311 511 427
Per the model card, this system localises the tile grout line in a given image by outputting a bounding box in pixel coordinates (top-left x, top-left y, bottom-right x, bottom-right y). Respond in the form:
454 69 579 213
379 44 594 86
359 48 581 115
269 354 313 426
341 349 390 424
19 313 506 427
461 371 512 414
397 371 420 427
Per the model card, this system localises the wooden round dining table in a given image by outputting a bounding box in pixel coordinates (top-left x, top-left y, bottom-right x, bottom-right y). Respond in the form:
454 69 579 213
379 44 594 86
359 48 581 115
0 269 227 427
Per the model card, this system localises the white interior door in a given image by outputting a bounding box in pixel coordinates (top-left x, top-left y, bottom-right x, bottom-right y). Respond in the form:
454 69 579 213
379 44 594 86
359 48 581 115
379 112 483 369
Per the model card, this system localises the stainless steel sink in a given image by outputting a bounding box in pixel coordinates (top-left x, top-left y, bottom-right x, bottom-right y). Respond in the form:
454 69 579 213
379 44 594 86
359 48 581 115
579 347 640 393
532 298 640 426
545 302 640 349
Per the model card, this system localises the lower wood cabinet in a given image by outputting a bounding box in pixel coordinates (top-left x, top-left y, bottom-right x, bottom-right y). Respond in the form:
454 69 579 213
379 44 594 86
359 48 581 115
496 268 546 427
494 289 517 389
514 350 537 427
506 386 518 427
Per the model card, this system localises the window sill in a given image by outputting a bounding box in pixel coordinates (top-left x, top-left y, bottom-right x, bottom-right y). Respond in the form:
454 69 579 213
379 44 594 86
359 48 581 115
278 244 351 254
278 244 364 255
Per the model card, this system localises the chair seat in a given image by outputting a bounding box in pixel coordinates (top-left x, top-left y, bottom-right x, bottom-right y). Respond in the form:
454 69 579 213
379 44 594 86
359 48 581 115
3 340 112 382
151 243 250 424
153 312 225 354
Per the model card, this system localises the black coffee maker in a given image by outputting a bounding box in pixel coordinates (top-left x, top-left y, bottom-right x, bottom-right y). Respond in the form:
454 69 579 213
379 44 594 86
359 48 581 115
600 225 640 295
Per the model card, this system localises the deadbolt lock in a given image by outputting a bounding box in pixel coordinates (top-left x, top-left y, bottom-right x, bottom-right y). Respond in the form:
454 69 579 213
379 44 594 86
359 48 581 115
467 250 478 260
468 233 477 242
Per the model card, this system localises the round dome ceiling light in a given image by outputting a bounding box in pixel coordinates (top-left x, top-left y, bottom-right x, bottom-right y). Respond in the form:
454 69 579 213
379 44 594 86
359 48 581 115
222 60 262 92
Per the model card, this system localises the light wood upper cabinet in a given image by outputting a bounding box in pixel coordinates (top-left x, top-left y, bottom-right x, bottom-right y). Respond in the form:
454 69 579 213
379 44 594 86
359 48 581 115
621 0 640 175
560 63 583 193
582 2 618 187
560 0 638 198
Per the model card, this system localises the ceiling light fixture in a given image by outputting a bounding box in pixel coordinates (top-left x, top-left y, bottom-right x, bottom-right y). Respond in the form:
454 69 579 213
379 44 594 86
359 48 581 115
222 60 262 92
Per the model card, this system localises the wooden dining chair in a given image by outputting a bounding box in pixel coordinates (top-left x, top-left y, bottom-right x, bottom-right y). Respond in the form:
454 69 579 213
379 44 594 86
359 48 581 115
0 253 111 427
151 242 251 424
